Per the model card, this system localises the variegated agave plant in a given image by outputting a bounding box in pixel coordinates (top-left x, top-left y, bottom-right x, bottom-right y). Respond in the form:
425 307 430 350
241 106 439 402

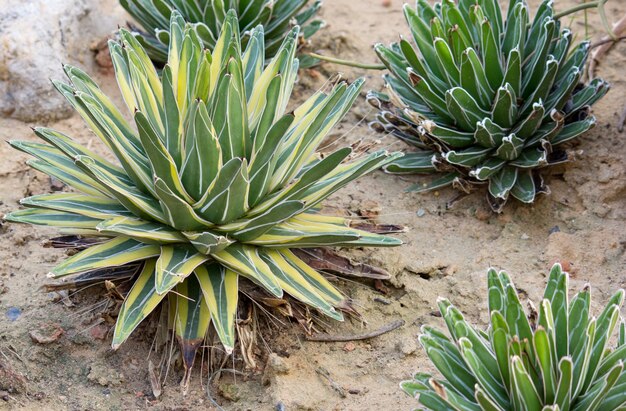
5 11 401 379
120 0 324 67
402 264 626 410
369 0 609 212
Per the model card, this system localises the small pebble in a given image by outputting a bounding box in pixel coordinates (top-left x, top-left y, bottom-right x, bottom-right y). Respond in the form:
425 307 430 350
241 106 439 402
521 233 529 240
549 225 560 235
416 208 426 217
374 297 391 305
5 307 21 322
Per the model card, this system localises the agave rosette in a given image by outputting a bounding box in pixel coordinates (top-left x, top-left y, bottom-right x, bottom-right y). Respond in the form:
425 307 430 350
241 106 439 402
369 0 609 211
402 264 626 410
5 11 402 372
120 0 324 66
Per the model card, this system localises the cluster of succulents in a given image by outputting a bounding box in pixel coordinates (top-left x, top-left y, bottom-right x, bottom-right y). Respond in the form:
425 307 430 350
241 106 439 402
120 0 324 66
5 11 402 375
402 264 626 410
369 0 609 211
3 0 620 400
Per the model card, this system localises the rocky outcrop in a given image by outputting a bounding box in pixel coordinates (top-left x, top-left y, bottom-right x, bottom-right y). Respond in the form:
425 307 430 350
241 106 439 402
0 0 126 122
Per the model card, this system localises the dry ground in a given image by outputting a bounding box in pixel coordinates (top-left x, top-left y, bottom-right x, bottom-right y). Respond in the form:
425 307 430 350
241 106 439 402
0 0 624 410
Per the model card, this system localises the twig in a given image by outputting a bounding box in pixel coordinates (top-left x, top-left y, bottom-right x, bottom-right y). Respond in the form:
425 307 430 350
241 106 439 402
305 53 386 70
617 106 626 133
316 367 347 398
588 14 626 77
590 35 626 48
305 319 405 342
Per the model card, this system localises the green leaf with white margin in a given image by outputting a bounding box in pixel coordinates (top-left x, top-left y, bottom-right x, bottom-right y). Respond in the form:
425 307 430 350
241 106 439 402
223 200 306 242
75 155 165 223
112 259 163 349
183 230 233 255
170 272 211 384
445 87 489 132
212 243 282 298
534 327 557 403
49 237 160 278
97 216 186 244
492 84 518 129
422 120 475 148
445 145 492 167
383 151 436 174
193 158 250 225
489 166 518 200
195 263 239 354
154 245 208 295
4 208 101 230
246 214 360 247
259 249 343 320
280 249 346 308
135 110 192 202
510 170 536 203
470 158 507 181
19 193 133 219
33 127 128 181
9 141 109 197
495 134 525 161
153 177 213 231
298 150 403 210
474 118 506 148
555 357 574 410
160 66 182 167
180 100 222 201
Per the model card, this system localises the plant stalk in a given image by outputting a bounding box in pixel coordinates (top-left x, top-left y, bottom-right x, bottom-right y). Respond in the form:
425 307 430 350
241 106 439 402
306 53 386 70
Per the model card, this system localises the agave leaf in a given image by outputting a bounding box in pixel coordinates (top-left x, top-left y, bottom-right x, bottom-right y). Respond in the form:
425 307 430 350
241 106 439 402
182 230 233 255
445 87 489 132
474 119 506 148
154 245 208 295
488 165 518 200
112 259 163 349
154 177 213 231
49 237 160 278
4 208 101 230
495 134 525 161
383 151 436 174
471 158 507 181
510 148 548 168
9 141 110 197
260 249 342 320
407 172 460 193
491 85 518 129
195 263 238 354
180 100 222 201
510 170 536 203
76 155 165 223
551 118 596 146
97 216 186 244
511 356 543 411
19 193 132 220
445 146 492 167
193 158 250 225
170 272 211 391
212 243 282 297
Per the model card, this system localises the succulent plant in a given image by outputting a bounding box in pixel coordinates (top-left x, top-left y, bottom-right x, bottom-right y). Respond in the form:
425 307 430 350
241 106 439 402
120 0 324 67
402 263 626 410
5 11 402 378
368 0 610 212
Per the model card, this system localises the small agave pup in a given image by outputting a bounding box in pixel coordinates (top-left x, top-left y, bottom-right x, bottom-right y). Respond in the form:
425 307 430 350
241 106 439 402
369 0 610 212
120 0 324 66
402 264 626 410
5 11 402 382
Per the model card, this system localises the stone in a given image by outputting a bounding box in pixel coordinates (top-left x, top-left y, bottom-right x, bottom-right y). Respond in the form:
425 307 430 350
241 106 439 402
262 353 290 386
87 364 124 387
0 0 126 122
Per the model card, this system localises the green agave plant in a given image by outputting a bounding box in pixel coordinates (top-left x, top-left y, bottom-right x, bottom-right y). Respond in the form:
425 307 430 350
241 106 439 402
120 0 324 66
368 0 610 212
402 264 626 410
5 11 402 376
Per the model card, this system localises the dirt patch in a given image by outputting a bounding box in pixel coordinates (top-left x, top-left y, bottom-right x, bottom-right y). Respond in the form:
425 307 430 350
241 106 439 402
0 0 624 410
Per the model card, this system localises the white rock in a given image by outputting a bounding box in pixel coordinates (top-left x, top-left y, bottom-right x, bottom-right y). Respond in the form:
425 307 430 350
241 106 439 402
0 0 126 122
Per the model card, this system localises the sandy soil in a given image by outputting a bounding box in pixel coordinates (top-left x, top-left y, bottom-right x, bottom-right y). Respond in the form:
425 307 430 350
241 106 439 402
0 0 624 410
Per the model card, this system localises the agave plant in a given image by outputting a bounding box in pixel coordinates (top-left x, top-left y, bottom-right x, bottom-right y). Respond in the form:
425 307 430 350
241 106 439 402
402 264 626 410
5 11 402 379
368 0 610 212
120 0 324 66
